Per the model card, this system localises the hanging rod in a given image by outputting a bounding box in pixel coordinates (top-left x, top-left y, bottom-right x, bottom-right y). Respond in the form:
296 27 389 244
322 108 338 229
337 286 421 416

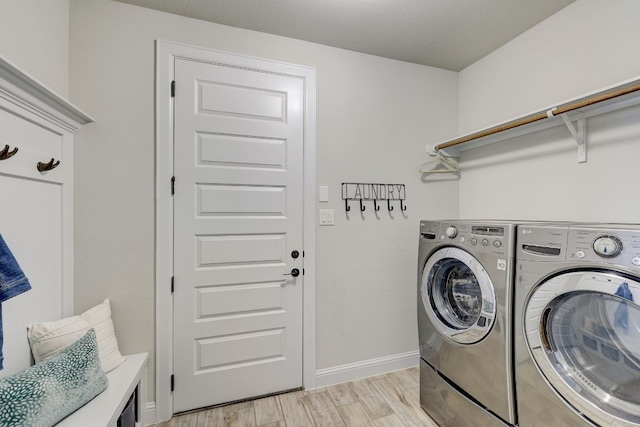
435 78 640 152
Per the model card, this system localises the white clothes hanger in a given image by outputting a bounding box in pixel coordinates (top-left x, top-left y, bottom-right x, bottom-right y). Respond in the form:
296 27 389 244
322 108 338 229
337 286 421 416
419 150 459 174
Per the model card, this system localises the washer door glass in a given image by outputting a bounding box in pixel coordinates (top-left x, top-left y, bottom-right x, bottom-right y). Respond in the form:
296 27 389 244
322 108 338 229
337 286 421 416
526 272 640 426
421 247 496 344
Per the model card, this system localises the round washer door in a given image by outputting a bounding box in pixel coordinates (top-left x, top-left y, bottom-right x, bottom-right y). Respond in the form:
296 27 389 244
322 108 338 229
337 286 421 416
525 271 640 426
421 246 496 344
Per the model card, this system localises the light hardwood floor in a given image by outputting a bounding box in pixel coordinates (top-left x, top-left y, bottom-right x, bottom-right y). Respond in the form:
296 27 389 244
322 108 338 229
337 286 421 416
148 367 439 427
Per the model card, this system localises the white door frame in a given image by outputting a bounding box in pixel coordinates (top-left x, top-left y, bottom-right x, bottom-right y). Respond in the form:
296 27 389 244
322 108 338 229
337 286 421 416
155 40 316 421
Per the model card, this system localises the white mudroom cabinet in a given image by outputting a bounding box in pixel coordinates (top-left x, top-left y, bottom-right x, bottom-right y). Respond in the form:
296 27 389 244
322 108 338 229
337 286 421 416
0 56 92 377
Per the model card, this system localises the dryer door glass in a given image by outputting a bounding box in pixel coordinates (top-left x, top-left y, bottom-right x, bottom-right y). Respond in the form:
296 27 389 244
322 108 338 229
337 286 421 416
526 271 640 426
421 247 496 344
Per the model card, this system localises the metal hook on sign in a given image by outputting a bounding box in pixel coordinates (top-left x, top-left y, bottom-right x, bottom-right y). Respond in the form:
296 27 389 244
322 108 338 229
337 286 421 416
388 199 394 212
400 200 407 211
360 199 365 212
345 199 351 212
373 200 380 211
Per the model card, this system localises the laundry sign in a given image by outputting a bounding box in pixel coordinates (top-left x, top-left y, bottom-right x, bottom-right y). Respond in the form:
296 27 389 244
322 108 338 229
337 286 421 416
341 183 405 200
341 183 406 212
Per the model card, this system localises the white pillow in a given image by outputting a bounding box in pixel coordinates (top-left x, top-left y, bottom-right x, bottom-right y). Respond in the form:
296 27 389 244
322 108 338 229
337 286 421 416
27 299 125 373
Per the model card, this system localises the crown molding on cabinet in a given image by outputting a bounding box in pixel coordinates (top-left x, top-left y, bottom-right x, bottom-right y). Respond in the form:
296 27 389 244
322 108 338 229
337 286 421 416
0 56 94 132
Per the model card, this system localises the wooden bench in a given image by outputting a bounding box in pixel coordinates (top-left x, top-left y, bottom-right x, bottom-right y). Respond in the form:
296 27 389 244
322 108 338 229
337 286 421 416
57 353 149 427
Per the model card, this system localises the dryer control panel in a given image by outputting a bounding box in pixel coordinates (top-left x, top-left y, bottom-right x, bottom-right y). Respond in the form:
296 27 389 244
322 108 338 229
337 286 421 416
517 224 640 269
568 227 640 267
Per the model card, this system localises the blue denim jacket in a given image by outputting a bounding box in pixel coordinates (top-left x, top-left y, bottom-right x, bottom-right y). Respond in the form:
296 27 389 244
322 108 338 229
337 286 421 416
0 234 32 369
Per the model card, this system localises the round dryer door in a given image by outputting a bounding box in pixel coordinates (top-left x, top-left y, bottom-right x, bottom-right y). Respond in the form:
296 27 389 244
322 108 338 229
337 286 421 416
421 247 496 344
525 271 640 426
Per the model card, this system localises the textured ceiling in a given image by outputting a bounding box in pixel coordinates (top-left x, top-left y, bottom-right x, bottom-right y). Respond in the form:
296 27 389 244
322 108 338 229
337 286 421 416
114 0 575 71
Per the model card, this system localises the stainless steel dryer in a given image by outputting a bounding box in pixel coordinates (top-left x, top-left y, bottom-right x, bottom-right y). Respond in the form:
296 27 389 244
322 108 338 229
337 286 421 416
418 220 517 427
516 223 640 427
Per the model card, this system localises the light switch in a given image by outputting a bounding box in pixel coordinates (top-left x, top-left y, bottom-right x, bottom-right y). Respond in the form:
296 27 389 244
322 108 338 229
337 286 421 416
319 186 329 202
319 209 334 226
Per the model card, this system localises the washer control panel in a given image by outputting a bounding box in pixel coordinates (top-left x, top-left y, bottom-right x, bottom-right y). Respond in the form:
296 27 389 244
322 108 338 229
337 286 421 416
420 220 514 257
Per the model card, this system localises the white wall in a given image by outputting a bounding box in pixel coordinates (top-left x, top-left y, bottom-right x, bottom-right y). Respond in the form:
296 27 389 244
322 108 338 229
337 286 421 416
0 0 70 97
457 0 640 222
69 0 458 408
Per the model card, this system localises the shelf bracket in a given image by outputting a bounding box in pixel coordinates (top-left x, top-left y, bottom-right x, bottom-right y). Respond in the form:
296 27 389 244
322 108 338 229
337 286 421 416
426 145 458 158
558 113 586 163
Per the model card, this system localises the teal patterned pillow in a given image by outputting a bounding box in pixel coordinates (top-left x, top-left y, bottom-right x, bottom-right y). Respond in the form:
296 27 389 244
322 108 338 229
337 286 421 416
0 328 108 427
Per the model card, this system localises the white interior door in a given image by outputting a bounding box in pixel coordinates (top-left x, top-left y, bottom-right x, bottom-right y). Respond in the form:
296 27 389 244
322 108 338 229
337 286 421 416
172 57 305 412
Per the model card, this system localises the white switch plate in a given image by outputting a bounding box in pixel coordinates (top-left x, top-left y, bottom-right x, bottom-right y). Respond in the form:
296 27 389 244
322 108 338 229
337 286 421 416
319 209 334 226
319 186 329 202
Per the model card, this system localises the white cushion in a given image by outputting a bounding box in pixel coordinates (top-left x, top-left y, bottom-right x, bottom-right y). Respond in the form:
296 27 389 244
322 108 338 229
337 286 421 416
27 299 125 373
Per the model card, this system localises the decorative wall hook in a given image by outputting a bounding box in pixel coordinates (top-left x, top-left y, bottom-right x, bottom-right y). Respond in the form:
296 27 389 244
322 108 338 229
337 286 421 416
0 144 18 161
37 158 60 172
341 183 406 215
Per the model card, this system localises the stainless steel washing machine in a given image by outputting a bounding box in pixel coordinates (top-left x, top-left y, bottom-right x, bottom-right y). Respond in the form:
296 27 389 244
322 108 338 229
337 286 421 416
516 223 640 427
418 220 517 427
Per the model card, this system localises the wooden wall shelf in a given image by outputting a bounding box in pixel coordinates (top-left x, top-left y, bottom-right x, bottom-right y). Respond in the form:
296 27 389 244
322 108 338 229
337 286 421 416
430 76 640 162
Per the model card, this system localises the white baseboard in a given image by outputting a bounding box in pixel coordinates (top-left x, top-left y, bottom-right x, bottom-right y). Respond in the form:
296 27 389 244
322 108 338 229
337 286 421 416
314 350 420 389
143 402 157 426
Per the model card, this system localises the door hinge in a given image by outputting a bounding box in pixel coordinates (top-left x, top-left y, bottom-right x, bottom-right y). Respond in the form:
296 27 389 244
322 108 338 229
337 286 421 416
171 80 175 98
171 276 174 294
171 374 175 392
171 176 175 195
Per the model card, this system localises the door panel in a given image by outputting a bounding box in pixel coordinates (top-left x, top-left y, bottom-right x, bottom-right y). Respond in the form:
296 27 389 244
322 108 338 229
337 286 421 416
198 184 287 216
198 81 287 120
173 58 304 412
199 134 286 169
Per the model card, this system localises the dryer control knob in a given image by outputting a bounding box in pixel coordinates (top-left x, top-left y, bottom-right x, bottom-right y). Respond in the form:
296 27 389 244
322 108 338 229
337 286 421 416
445 226 458 238
593 235 623 258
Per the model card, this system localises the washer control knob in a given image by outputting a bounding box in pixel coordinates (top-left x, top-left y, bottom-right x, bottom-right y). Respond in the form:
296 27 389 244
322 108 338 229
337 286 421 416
576 250 586 259
470 238 478 245
593 235 623 258
445 226 458 238
632 256 640 266
481 238 489 246
493 240 502 248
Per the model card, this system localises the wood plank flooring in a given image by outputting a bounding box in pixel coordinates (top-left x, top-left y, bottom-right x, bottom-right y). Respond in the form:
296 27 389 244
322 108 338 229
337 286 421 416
149 367 439 427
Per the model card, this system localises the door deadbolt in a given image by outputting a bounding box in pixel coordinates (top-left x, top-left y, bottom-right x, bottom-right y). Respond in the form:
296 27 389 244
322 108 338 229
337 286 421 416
283 268 300 277
291 250 300 259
